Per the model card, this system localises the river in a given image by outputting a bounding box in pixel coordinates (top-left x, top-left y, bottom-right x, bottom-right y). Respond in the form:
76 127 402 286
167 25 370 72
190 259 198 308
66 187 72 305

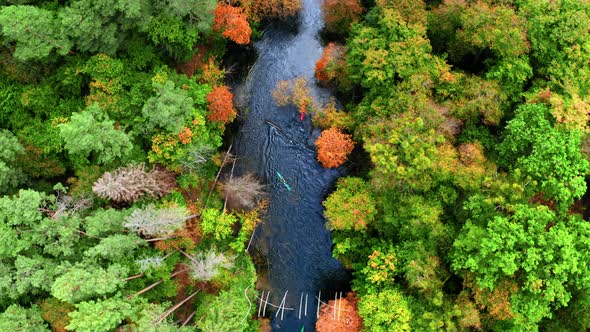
233 0 351 330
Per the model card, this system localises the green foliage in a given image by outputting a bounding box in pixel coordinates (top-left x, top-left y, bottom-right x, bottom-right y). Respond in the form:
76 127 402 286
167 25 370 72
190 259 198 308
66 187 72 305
84 234 144 261
323 177 376 231
499 103 589 211
520 0 590 95
197 257 259 332
148 15 199 61
51 264 128 303
0 189 46 259
142 80 194 134
0 129 25 193
0 304 49 331
66 295 133 332
201 208 238 243
452 204 590 326
0 5 71 61
59 104 133 165
83 208 128 237
357 288 413 332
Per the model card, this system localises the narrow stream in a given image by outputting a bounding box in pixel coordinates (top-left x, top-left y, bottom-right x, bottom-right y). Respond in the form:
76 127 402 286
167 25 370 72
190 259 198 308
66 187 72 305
233 0 350 330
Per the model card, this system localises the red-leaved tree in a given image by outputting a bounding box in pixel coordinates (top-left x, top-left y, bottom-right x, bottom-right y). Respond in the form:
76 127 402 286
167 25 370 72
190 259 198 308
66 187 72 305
315 43 346 84
316 292 363 332
213 3 252 45
207 86 237 125
315 128 354 168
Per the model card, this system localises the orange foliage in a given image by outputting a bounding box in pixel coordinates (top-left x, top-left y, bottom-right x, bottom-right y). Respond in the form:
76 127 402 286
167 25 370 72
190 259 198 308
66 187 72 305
315 43 346 84
323 0 363 34
200 57 225 85
316 292 363 332
464 274 517 321
315 128 354 168
272 77 315 114
232 0 302 21
207 85 237 124
213 3 252 45
178 127 193 144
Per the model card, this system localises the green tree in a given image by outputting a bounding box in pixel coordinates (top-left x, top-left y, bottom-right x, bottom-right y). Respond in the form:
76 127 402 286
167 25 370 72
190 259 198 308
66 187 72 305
142 80 194 134
0 304 49 332
51 263 128 303
452 204 590 327
323 177 377 231
357 288 413 332
0 129 25 194
0 5 71 61
66 295 133 332
499 103 589 211
59 104 133 165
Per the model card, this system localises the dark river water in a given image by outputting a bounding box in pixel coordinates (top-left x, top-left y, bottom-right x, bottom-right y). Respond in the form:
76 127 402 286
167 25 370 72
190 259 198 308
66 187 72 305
233 0 350 330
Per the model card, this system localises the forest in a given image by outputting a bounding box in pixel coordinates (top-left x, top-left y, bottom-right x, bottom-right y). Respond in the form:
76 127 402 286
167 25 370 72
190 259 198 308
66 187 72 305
0 0 589 331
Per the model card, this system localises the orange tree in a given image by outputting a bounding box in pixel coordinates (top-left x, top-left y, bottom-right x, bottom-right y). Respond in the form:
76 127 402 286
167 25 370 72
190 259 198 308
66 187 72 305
206 85 237 125
315 128 354 168
213 3 252 44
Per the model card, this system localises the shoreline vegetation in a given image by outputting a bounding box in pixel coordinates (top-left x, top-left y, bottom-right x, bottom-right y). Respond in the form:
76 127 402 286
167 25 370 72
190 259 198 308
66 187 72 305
0 0 589 331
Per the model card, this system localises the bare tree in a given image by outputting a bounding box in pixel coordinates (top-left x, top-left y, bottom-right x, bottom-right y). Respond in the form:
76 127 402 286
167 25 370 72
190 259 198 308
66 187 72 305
180 144 214 173
123 204 190 237
187 248 234 281
220 173 265 211
92 164 176 203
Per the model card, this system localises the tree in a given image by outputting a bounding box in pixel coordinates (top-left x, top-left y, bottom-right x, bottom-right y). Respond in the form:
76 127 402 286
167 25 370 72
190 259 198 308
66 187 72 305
124 205 189 238
237 0 302 22
59 104 133 165
322 0 363 35
316 292 362 332
451 204 590 327
187 248 234 281
315 128 354 168
0 129 25 194
201 208 238 242
142 80 194 134
0 304 48 332
66 295 133 332
357 288 412 332
213 4 251 45
206 85 237 125
92 164 176 203
499 103 589 211
323 177 376 231
51 264 128 304
315 43 346 85
221 173 265 211
0 5 71 61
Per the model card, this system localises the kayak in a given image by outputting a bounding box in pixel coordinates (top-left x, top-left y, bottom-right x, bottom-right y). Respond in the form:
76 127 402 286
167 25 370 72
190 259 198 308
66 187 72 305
276 171 292 191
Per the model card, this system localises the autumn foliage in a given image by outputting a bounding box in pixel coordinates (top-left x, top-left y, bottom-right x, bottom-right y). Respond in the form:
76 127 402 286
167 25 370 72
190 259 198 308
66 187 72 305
207 85 237 124
232 0 302 21
315 43 346 84
272 77 314 114
315 128 354 168
213 3 252 45
316 292 363 332
323 0 363 34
